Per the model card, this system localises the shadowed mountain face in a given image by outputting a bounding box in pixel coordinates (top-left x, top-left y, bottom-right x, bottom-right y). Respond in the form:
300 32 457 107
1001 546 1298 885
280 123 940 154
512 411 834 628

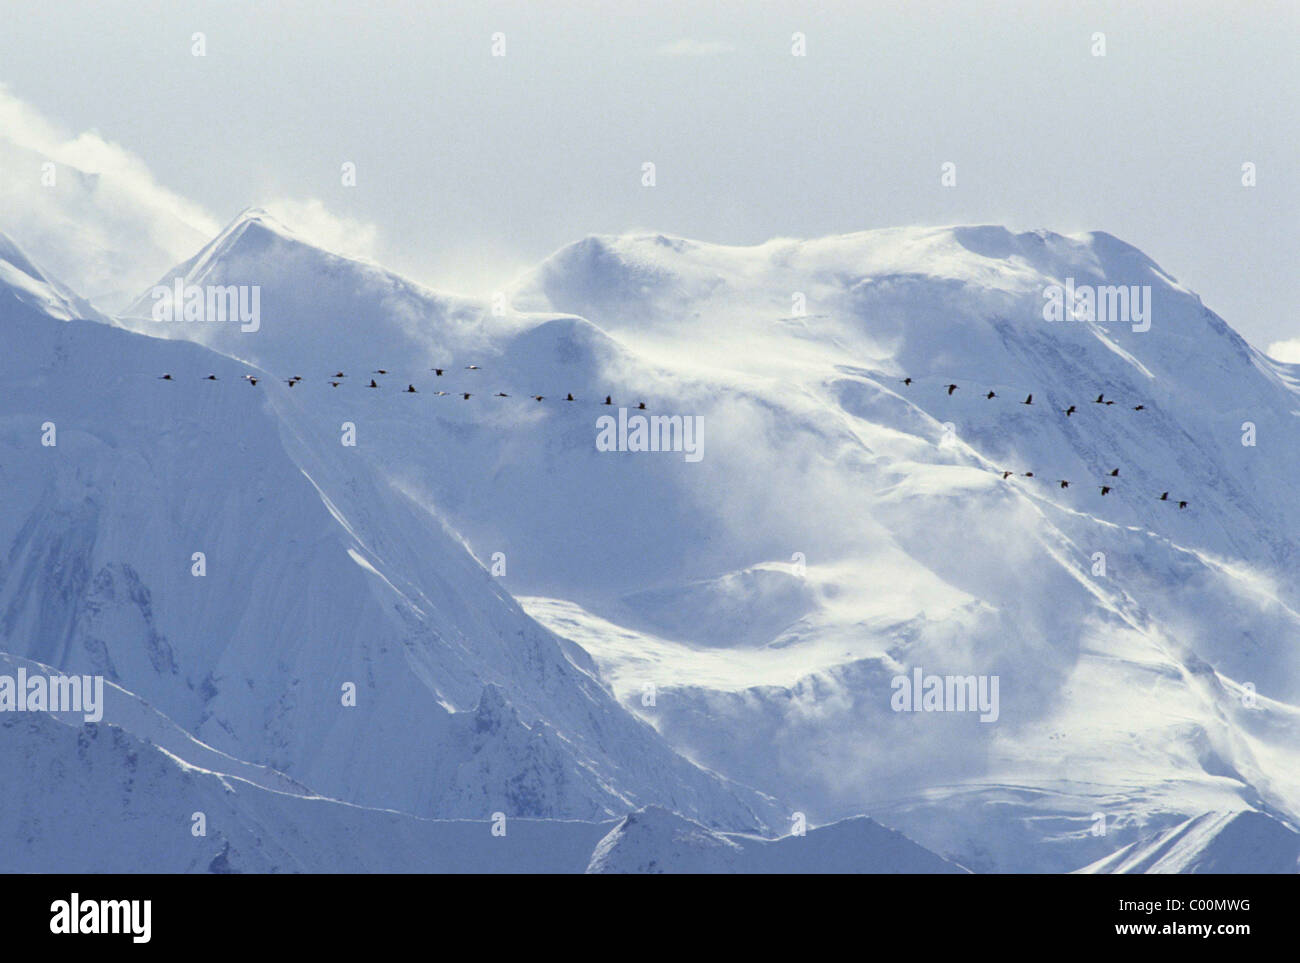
3 214 1299 872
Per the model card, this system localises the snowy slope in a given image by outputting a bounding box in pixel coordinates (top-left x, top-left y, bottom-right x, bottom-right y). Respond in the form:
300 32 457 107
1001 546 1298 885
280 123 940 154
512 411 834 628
1078 811 1300 874
0 235 779 835
585 806 967 874
0 708 613 873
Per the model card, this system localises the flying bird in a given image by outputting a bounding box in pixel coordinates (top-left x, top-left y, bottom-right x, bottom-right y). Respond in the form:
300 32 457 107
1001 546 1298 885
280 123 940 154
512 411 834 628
604 395 612 405
433 368 444 376
902 377 913 386
406 385 417 393
1178 501 1188 509
985 391 996 400
465 365 480 370
332 372 345 378
1133 404 1146 411
532 395 544 402
243 376 259 386
1059 480 1070 489
374 369 388 375
1159 492 1169 501
1100 486 1112 496
1023 472 1035 478
462 392 472 400
637 402 646 410
284 379 299 387
1108 468 1119 477
1021 394 1033 405
566 393 575 401
368 379 379 388
159 374 173 380
204 374 217 381
330 381 341 388
1064 405 1077 416
945 384 958 395
495 392 509 397
1001 471 1013 479
1093 394 1106 404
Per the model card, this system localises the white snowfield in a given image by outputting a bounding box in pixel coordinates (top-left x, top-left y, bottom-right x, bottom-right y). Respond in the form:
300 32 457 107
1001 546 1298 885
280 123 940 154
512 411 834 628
2 211 1299 873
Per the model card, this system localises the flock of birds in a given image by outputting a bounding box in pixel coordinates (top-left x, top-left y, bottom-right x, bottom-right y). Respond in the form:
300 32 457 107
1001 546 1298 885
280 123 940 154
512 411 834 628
152 365 1191 511
901 376 1191 510
155 364 650 408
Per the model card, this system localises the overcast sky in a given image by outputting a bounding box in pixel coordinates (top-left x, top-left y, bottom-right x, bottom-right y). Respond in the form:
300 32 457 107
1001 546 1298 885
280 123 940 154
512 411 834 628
0 0 1295 351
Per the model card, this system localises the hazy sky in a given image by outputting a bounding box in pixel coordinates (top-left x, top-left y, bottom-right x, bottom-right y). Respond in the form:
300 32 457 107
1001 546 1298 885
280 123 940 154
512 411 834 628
1 0 1295 349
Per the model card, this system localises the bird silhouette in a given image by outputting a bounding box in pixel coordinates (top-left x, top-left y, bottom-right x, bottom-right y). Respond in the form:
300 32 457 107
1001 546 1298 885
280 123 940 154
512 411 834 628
204 374 218 381
368 379 379 388
433 368 443 376
1001 470 1013 479
1021 394 1033 405
1093 394 1106 404
902 377 913 386
1100 486 1112 495
242 375 259 386
1064 405 1077 416
374 369 387 375
604 395 612 405
637 402 646 410
284 379 298 387
1023 472 1035 478
330 381 341 388
434 391 449 396
159 373 173 380
945 384 958 395
462 392 471 400
1059 480 1070 489
565 393 575 401
406 385 417 393
1104 400 1115 406
1108 468 1119 477
1178 501 1188 509
465 365 480 370
532 395 544 402
1133 404 1146 411
495 392 509 397
332 372 345 378
1159 491 1169 501
985 391 996 399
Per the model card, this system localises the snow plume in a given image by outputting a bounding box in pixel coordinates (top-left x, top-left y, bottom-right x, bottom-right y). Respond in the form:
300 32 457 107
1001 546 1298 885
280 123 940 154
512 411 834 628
0 84 218 308
258 198 378 262
1266 339 1300 364
0 85 378 311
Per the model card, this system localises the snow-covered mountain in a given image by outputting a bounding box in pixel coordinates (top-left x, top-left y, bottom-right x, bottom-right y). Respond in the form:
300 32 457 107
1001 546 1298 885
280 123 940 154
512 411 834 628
585 806 967 874
3 211 1298 873
0 231 781 840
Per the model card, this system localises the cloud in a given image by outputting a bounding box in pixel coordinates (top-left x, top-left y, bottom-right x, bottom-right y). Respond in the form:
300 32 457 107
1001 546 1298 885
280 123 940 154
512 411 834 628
0 84 380 310
1266 339 1300 364
258 198 379 262
656 39 736 57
